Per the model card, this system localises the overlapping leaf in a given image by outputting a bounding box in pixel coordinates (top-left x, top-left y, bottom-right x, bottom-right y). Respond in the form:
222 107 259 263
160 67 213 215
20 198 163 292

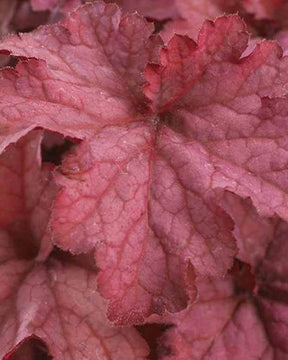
0 2 162 152
160 0 238 42
243 0 287 21
1 0 288 328
145 16 288 220
0 131 148 360
159 219 288 359
216 191 274 268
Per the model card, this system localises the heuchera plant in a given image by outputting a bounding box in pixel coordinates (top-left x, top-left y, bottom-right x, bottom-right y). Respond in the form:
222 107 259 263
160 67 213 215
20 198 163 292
1 0 288 359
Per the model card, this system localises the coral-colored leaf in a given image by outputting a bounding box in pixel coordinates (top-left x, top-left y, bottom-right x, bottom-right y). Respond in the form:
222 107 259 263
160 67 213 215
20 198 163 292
0 130 58 260
0 132 148 360
0 2 161 152
161 0 232 42
107 0 179 20
31 0 179 20
30 0 80 12
160 277 272 359
243 0 284 19
30 0 59 11
3 5 288 327
0 238 148 359
160 219 288 359
276 30 288 56
52 122 235 324
145 16 288 220
217 191 274 268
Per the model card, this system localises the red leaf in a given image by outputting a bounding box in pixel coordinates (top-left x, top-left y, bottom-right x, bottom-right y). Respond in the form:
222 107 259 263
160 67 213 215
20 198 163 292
160 277 272 359
276 30 288 56
2 5 288 325
217 191 274 268
145 16 288 221
0 2 162 152
160 0 236 42
52 123 215 324
30 0 179 20
30 0 80 12
106 0 179 20
0 130 58 260
159 218 288 359
30 0 59 11
0 132 148 359
0 243 149 359
243 0 285 19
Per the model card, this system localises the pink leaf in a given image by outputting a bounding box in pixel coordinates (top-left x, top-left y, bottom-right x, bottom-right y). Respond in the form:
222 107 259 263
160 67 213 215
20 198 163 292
145 16 288 220
0 2 162 152
0 132 148 359
0 237 148 359
31 0 179 20
160 0 240 42
160 277 272 359
0 130 58 260
276 30 288 56
243 0 284 19
2 6 288 325
217 191 274 268
53 122 225 324
107 0 179 20
242 0 288 30
30 0 59 11
159 218 288 359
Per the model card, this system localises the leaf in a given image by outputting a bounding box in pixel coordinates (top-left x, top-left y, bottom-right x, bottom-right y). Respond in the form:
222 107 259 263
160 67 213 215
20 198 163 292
159 219 288 359
157 202 288 359
106 0 179 20
159 0 288 43
160 0 234 42
145 15 288 221
30 0 82 13
0 0 16 36
0 130 58 260
30 0 59 11
242 0 288 32
0 132 148 360
52 122 233 324
216 191 274 268
0 1 162 152
2 5 288 324
0 237 149 359
276 30 288 56
243 0 285 19
0 0 17 67
160 276 276 359
31 0 180 20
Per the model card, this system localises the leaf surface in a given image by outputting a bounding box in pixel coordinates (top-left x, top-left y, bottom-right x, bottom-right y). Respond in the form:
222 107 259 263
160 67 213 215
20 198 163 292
2 5 288 325
0 130 58 260
217 191 274 268
0 239 148 360
0 131 148 360
107 0 179 20
0 2 161 152
52 122 234 324
145 16 288 220
159 215 288 359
